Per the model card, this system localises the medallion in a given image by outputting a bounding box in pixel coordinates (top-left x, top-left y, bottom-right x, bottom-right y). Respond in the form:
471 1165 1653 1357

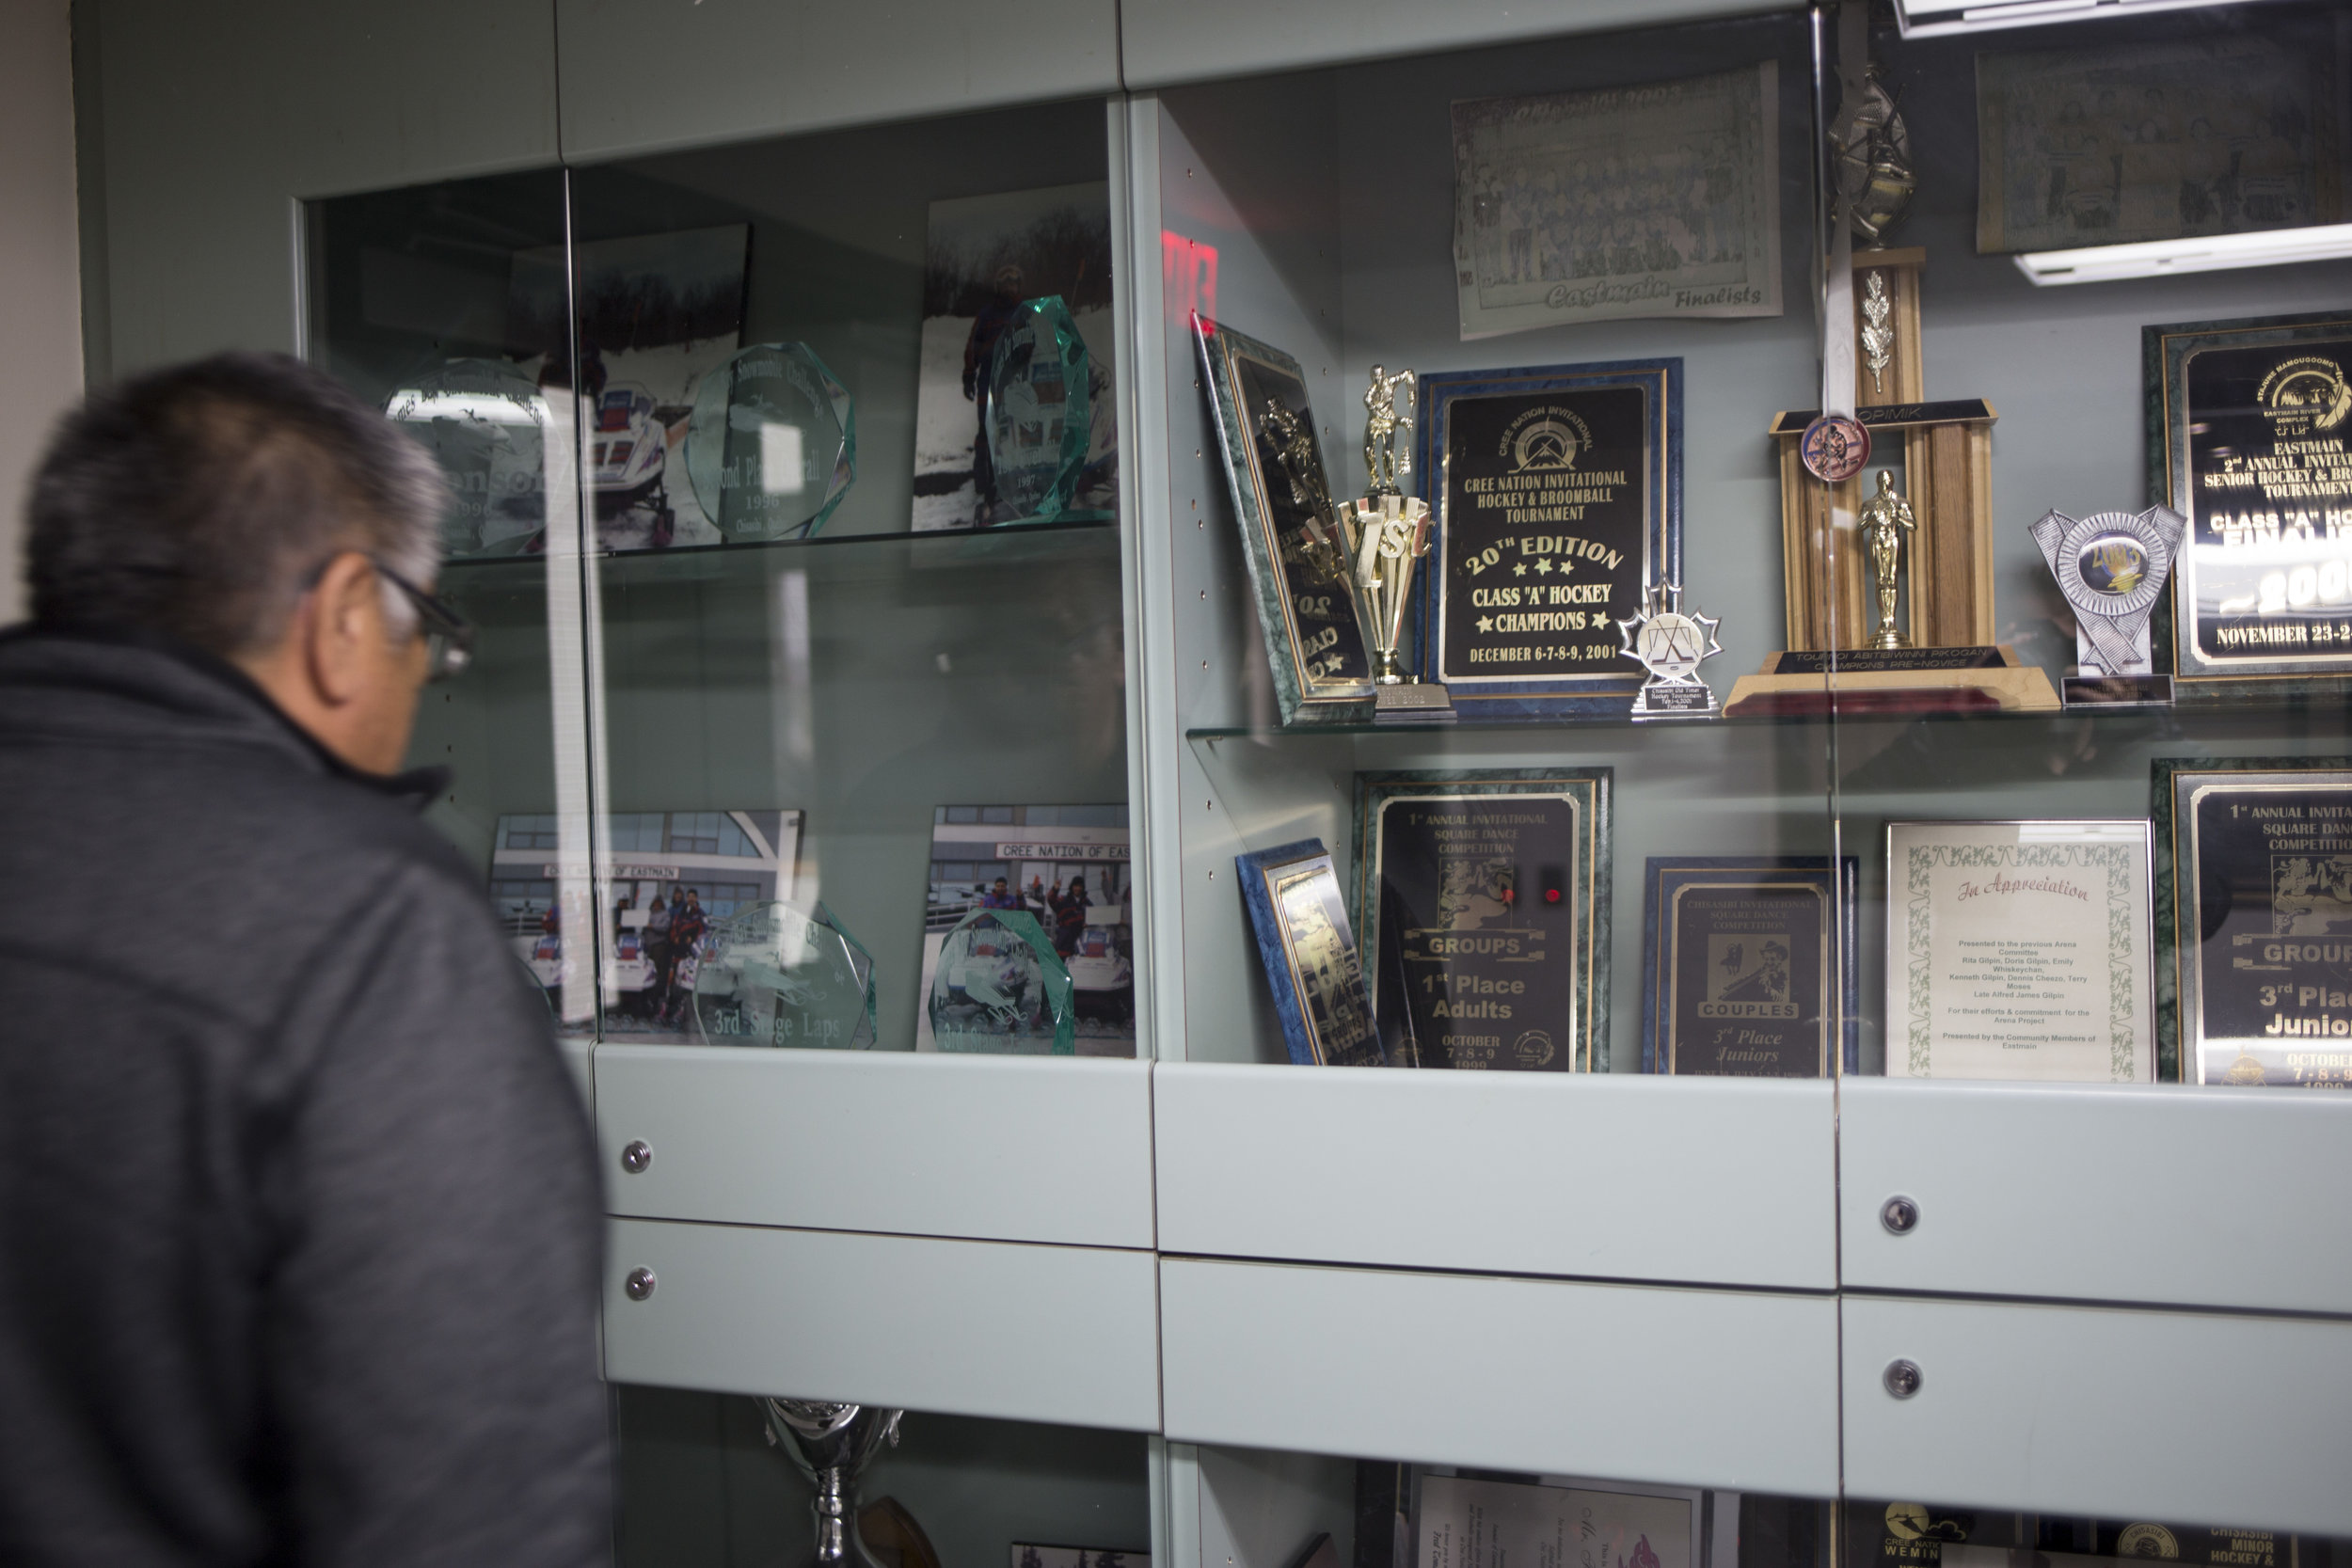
1416 360 1679 718
1353 768 1611 1071
1799 413 1870 483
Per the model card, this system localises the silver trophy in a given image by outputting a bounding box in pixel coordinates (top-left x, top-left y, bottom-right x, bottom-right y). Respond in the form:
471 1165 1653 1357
1615 580 1723 721
2029 504 2187 706
760 1397 904 1568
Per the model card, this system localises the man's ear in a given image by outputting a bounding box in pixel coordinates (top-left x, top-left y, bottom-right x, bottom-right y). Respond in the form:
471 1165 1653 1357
304 551 382 706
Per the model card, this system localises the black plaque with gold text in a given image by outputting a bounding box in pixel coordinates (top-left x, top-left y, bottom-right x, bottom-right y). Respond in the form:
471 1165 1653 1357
1417 362 1679 717
1353 769 1612 1070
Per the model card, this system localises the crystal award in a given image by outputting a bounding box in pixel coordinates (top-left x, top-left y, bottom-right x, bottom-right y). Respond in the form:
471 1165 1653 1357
692 900 878 1050
980 296 1091 526
686 342 856 541
927 909 1076 1054
382 359 549 559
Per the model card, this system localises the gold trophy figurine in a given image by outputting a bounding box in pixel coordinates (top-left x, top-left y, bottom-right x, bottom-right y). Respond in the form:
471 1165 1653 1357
1352 368 1452 722
1858 468 1915 650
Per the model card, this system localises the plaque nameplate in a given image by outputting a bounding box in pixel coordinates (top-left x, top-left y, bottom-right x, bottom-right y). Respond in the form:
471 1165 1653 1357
1767 647 2007 674
1353 769 1611 1070
1641 856 1857 1076
1416 361 1679 718
1885 819 2154 1082
2154 758 2352 1086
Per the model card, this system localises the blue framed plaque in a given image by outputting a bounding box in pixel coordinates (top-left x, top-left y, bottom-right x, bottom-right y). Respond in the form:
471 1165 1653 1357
1414 360 1681 719
1639 857 1857 1076
1351 768 1612 1071
1235 839 1385 1068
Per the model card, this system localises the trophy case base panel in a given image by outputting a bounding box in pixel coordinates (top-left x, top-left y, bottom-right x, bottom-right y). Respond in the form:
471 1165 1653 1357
1723 648 2059 717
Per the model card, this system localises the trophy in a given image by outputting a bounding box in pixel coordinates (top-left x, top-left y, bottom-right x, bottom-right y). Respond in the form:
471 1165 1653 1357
686 342 857 541
983 295 1095 526
1279 367 1453 722
760 1398 903 1568
1858 468 1915 649
1615 580 1723 720
928 908 1077 1053
2029 504 2187 706
691 901 879 1050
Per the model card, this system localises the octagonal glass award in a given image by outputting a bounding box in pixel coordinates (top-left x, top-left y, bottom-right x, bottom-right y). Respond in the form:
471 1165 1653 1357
692 900 878 1050
382 359 550 559
980 296 1091 526
927 909 1076 1054
685 342 856 541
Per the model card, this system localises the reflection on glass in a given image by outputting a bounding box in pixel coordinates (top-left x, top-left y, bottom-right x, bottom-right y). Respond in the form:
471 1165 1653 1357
686 341 857 541
692 899 879 1050
383 360 550 558
928 909 1076 1054
983 296 1095 527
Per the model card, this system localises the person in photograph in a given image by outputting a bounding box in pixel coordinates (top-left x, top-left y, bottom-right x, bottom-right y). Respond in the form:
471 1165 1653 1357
660 888 708 1025
961 262 1027 523
982 876 1021 911
0 352 607 1565
640 892 672 1019
1049 874 1089 958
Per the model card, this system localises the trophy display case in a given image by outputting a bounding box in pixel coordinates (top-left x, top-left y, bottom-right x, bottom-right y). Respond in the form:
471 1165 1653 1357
149 0 2352 1561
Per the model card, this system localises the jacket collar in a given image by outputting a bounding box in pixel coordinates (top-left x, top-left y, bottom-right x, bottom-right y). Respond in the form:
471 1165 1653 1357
0 622 451 811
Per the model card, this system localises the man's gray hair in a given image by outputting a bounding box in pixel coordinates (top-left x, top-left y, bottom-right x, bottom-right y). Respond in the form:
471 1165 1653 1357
24 350 446 657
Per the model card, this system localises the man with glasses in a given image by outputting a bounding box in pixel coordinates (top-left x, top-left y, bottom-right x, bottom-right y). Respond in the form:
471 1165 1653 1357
0 354 608 1567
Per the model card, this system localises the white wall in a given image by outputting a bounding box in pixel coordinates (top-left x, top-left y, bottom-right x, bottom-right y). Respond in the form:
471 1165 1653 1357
0 0 84 625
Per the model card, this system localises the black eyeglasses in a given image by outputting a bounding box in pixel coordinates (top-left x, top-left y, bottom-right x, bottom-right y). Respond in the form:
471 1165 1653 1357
372 562 475 681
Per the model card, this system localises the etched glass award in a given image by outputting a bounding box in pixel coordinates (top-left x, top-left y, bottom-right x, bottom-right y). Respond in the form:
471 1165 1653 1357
927 909 1076 1054
691 900 878 1050
981 296 1091 526
685 342 856 541
382 359 549 559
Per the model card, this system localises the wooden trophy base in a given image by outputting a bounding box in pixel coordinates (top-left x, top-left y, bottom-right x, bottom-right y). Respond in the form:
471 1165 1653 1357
1724 646 2061 719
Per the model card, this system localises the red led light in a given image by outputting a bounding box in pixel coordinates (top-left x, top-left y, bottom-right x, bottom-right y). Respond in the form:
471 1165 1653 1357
1545 888 1562 903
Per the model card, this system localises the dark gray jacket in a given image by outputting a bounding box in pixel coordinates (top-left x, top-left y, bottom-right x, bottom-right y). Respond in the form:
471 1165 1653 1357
0 629 611 1567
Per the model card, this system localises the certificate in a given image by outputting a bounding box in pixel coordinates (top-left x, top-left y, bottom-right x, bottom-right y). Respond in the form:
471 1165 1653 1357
1885 820 2154 1082
2154 758 2352 1086
1414 1470 1701 1568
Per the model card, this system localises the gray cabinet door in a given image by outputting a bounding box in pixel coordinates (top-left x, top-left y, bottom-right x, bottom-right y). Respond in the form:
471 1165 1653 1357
553 0 1120 164
85 0 559 376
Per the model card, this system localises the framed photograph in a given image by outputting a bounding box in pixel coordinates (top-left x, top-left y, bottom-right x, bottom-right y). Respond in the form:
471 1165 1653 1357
1884 820 2154 1083
1196 314 1377 723
1415 360 1679 718
2146 311 2352 690
1352 768 1611 1070
488 807 802 1042
1449 62 1782 338
914 182 1117 531
2154 757 2352 1087
1409 1468 1726 1568
1640 856 1857 1076
1977 27 2346 255
1235 839 1385 1068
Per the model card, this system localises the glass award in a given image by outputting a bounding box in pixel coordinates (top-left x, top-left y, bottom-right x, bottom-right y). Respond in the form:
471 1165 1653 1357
382 359 549 559
926 909 1076 1054
685 342 856 541
691 900 878 1050
980 295 1091 526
